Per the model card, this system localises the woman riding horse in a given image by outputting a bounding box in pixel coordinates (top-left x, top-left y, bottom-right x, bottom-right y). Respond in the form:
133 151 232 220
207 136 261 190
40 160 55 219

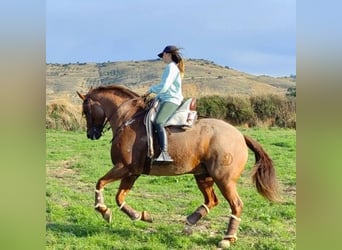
77 85 279 248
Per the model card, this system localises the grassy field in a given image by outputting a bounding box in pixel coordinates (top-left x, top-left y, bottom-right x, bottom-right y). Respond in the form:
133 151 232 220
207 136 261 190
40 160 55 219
46 127 296 249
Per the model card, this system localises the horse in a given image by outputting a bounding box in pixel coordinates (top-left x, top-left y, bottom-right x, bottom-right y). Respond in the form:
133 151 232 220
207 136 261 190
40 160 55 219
76 85 279 248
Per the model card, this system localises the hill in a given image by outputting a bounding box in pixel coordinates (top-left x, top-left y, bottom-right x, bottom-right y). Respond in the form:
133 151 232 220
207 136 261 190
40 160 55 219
46 59 296 104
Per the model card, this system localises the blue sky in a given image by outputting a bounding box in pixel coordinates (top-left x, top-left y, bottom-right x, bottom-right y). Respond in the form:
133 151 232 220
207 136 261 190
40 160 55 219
46 0 296 77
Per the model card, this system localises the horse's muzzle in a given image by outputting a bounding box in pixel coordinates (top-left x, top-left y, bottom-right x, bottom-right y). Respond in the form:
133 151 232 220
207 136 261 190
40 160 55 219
87 127 102 140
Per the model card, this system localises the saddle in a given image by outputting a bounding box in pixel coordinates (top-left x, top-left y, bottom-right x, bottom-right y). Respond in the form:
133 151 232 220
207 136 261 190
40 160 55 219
144 98 198 158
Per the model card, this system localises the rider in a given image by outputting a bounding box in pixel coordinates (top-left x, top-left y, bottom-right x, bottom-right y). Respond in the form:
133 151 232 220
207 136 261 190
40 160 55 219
144 45 185 162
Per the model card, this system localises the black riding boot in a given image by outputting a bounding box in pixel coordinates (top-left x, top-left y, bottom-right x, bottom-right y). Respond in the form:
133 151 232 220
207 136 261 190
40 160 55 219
155 125 173 162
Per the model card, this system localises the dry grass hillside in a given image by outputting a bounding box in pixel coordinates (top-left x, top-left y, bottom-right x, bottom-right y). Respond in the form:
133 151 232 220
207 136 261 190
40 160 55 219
46 59 295 104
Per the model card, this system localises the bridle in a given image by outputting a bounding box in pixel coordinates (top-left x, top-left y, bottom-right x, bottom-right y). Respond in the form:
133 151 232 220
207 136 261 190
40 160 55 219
84 96 148 138
83 97 111 137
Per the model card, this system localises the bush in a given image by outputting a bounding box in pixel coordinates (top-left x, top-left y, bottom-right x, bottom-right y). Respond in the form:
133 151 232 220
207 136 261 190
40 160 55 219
46 94 296 130
250 94 296 128
250 95 281 121
225 96 255 126
46 102 85 131
197 95 227 120
286 86 296 97
274 96 296 128
197 94 296 128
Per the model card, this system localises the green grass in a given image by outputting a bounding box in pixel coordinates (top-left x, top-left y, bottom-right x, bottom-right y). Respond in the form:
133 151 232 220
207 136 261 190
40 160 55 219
46 128 296 249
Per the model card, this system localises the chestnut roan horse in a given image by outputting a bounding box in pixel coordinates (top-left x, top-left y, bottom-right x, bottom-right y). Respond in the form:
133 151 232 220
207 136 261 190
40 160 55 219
77 85 279 248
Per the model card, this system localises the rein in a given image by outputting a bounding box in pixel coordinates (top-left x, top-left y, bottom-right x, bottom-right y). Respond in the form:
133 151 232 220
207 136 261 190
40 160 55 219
105 97 149 142
101 116 112 135
111 109 147 142
100 97 146 137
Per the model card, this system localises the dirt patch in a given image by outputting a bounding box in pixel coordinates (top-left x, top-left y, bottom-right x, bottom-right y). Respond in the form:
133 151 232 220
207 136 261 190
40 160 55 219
47 160 77 178
283 185 296 200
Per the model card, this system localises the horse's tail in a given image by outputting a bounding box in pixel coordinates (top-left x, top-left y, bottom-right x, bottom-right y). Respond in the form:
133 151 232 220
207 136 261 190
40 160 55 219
244 135 280 202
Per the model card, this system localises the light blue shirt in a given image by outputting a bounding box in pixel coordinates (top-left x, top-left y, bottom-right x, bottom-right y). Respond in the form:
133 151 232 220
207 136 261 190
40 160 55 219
149 62 183 105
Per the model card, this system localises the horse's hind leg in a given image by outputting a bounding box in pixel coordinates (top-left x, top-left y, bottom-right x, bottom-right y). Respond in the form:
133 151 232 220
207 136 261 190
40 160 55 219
186 174 219 225
115 176 153 223
216 180 243 246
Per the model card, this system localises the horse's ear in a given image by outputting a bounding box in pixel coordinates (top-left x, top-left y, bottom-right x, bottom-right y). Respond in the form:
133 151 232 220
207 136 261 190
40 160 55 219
76 91 85 100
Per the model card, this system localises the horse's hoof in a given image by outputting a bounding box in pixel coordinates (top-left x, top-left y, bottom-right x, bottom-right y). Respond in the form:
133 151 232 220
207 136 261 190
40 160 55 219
141 211 153 223
218 239 231 249
186 212 201 225
103 208 112 223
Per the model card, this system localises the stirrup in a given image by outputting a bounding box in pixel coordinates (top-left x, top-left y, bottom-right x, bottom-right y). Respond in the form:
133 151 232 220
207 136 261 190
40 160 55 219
155 151 173 162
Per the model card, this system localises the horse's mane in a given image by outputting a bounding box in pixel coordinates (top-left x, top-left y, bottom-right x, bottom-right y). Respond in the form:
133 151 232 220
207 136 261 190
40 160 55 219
89 85 147 120
117 95 148 119
91 85 140 99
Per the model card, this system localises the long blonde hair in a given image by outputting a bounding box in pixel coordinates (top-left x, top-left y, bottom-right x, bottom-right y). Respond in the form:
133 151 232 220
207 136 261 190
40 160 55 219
177 59 185 79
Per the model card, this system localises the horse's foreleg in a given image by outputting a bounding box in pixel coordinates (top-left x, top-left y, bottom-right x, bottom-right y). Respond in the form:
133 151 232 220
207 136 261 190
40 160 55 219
94 165 129 223
116 176 153 223
186 174 219 225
